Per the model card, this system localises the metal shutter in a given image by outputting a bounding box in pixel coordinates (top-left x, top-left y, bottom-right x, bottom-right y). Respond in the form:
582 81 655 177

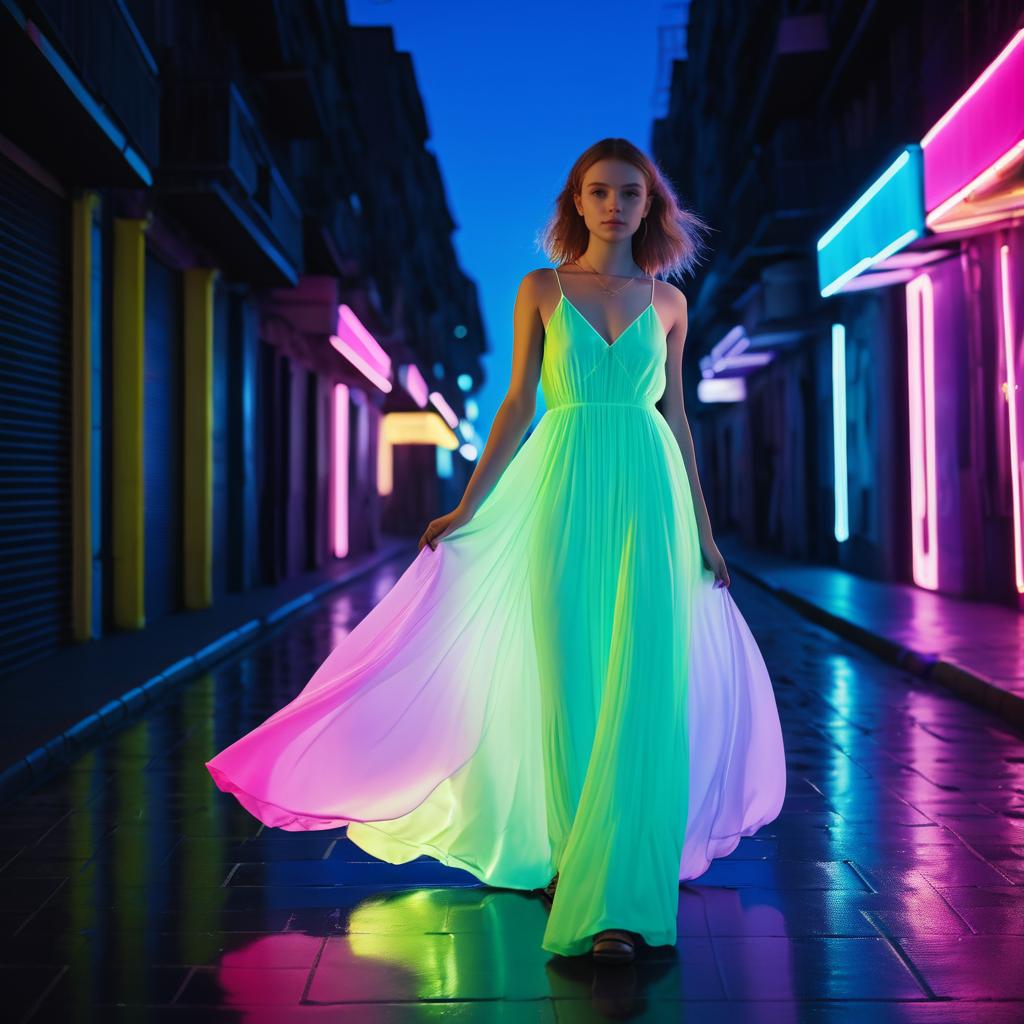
0 154 70 676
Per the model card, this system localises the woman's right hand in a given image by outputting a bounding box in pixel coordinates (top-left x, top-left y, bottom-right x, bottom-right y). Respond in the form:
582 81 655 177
418 504 475 553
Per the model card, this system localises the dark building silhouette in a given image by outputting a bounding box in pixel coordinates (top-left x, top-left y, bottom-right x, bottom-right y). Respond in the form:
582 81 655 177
655 0 1024 605
0 0 485 675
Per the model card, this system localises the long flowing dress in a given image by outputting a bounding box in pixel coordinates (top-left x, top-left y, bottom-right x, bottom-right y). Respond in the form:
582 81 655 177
206 267 786 958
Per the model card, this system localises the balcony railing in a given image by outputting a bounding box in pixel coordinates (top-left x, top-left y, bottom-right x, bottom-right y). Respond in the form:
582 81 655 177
31 0 159 165
160 77 303 284
727 154 837 270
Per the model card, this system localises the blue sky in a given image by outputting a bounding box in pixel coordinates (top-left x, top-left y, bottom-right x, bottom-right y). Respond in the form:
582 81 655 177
346 0 682 437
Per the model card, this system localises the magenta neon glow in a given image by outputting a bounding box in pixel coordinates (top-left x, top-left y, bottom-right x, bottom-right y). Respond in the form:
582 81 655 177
398 363 429 408
926 140 1024 232
922 28 1024 222
839 268 917 292
428 390 459 428
999 244 1024 593
906 273 939 591
330 305 392 392
332 384 349 559
329 335 391 393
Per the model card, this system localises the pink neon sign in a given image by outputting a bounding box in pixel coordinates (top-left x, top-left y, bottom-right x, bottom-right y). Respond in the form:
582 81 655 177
428 390 459 429
999 244 1023 593
332 384 349 559
330 305 393 393
399 363 429 408
922 28 1024 219
906 273 938 591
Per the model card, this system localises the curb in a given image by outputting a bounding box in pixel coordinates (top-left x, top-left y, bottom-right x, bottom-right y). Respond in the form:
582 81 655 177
729 559 1024 732
0 541 419 804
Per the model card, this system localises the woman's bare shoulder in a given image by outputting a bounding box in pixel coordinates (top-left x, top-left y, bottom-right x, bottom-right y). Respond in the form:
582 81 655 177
653 278 688 340
514 269 561 310
653 277 688 310
519 267 559 291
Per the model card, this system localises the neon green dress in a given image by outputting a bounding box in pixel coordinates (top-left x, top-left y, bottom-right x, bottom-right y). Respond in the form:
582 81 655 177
207 267 786 958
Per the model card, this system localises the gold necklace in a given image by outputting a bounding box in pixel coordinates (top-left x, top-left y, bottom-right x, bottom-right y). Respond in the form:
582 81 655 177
573 255 643 297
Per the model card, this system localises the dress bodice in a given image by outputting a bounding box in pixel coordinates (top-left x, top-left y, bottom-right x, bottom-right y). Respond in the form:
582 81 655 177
539 268 667 412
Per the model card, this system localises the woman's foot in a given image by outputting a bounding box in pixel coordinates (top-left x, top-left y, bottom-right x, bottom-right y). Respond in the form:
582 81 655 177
591 928 636 963
539 872 558 905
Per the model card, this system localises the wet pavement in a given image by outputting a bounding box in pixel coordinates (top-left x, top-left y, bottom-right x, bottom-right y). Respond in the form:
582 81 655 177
719 535 1024 729
1 551 1023 1022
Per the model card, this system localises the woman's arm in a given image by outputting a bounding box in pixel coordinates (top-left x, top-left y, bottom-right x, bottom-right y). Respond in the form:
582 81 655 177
658 286 730 587
454 271 545 514
419 271 546 550
659 287 714 542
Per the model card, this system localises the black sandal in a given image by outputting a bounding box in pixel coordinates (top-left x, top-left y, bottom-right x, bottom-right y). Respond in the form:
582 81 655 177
591 928 636 963
539 872 558 904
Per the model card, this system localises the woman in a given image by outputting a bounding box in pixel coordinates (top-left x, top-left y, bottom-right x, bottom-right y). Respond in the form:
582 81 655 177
207 137 786 964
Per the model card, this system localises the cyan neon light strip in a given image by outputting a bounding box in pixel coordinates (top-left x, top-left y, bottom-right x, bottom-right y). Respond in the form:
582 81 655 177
817 147 925 297
831 324 849 543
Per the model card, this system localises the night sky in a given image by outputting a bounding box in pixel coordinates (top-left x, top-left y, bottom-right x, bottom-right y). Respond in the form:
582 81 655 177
347 0 679 437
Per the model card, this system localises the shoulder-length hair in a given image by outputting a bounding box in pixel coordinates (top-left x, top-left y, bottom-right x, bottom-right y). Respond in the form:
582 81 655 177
538 137 713 281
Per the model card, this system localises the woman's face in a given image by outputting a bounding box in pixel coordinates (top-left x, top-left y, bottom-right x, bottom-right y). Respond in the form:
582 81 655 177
574 159 652 243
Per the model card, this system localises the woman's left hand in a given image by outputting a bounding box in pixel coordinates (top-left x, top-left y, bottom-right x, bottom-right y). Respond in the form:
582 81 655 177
700 535 731 589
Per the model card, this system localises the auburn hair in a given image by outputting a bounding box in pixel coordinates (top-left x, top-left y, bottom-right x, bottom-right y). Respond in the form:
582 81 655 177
538 137 712 281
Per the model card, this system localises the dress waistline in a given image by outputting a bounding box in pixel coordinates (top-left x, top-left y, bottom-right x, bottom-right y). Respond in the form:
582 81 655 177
546 401 656 411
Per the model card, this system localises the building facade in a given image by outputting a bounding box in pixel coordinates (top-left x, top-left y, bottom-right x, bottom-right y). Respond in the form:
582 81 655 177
0 0 486 675
654 0 1024 607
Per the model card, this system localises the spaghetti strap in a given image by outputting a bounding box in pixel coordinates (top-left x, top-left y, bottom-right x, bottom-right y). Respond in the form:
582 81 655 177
553 266 565 297
650 275 655 304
